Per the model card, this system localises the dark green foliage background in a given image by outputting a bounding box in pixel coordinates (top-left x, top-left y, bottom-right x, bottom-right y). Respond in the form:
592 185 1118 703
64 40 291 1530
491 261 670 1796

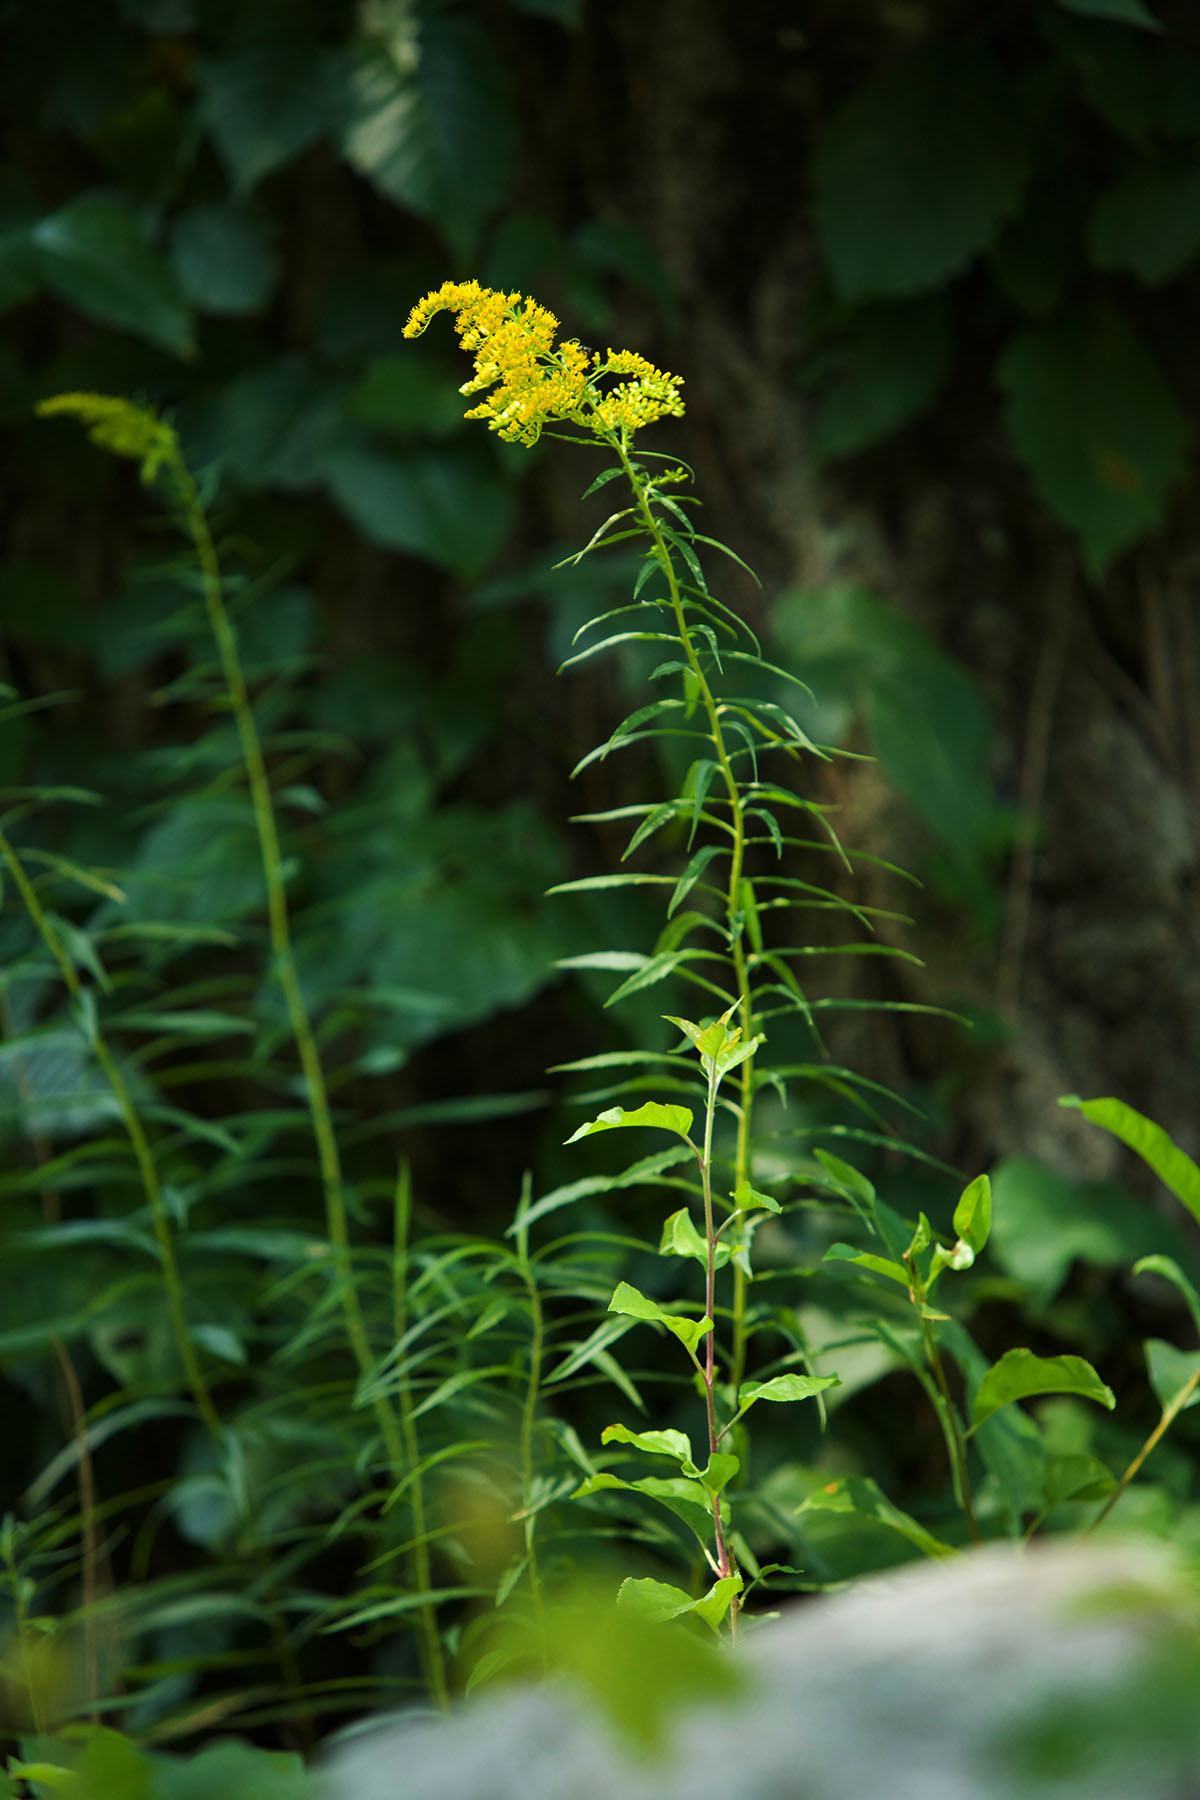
3 0 1200 1765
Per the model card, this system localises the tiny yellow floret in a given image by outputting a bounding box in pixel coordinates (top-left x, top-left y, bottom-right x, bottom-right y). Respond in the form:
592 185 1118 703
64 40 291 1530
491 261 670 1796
404 281 684 447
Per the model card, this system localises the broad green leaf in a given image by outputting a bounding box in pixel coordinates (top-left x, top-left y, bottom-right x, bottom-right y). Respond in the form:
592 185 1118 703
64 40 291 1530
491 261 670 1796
197 42 342 189
737 1373 840 1411
33 192 193 356
169 201 280 316
601 1422 693 1464
615 1576 697 1624
345 349 469 439
572 1471 713 1545
689 1574 743 1635
1133 1254 1200 1341
811 293 952 459
953 1173 992 1254
796 1474 956 1558
731 1178 781 1215
1055 0 1162 26
1089 165 1200 286
341 15 516 257
989 1155 1167 1309
998 305 1190 576
326 441 515 579
812 45 1028 301
971 1347 1115 1431
1060 1095 1200 1228
565 1101 694 1145
607 1282 711 1358
824 1243 909 1286
681 1452 739 1495
1041 1452 1115 1508
659 1207 729 1270
1144 1338 1200 1415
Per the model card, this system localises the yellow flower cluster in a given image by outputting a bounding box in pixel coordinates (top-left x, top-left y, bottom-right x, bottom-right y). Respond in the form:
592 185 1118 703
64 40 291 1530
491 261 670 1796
593 348 685 438
403 280 684 446
36 392 178 484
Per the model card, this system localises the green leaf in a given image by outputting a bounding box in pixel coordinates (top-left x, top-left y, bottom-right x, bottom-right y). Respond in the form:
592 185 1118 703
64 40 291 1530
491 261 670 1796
659 1207 730 1270
325 441 515 579
812 45 1028 301
731 1178 781 1215
953 1173 992 1254
824 1243 909 1286
197 42 341 189
615 1576 698 1623
1054 0 1162 27
601 1422 693 1464
1089 164 1200 286
169 202 280 316
1041 1452 1115 1508
796 1474 956 1558
668 844 722 916
689 1574 743 1635
32 192 193 356
737 1372 840 1411
680 1452 739 1495
345 350 468 439
606 1282 711 1358
1060 1095 1200 1228
997 305 1191 576
970 1348 1116 1431
1144 1338 1200 1414
572 1472 714 1545
341 15 516 258
1133 1254 1200 1341
565 1101 694 1145
811 293 952 459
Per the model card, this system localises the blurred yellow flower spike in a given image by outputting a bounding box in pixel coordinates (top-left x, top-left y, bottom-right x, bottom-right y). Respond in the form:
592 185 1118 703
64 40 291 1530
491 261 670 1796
403 280 684 447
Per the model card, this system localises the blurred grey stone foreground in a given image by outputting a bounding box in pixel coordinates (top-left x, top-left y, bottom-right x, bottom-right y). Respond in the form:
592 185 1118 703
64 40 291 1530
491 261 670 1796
322 1538 1200 1800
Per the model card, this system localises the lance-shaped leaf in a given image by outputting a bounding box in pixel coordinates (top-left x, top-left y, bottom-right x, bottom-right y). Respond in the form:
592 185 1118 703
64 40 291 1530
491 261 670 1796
1060 1095 1200 1228
607 1281 712 1359
565 1100 694 1147
824 1243 909 1286
953 1173 992 1253
970 1348 1115 1432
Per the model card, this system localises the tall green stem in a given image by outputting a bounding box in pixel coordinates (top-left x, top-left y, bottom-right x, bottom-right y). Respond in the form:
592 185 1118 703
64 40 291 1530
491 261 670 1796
169 461 449 1711
1087 1369 1200 1535
0 828 222 1441
614 440 758 1387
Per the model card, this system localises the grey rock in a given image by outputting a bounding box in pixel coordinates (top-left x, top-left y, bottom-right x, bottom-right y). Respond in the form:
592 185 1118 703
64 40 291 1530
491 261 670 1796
323 1538 1200 1800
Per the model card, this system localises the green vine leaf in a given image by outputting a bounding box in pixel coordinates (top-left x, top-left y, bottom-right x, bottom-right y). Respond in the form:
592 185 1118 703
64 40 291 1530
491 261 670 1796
812 46 1029 301
953 1173 992 1255
998 303 1191 575
32 193 193 357
341 12 517 258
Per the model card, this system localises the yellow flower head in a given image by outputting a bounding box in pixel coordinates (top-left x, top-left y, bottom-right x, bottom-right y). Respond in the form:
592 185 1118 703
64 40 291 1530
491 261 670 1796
404 281 684 446
36 392 178 485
